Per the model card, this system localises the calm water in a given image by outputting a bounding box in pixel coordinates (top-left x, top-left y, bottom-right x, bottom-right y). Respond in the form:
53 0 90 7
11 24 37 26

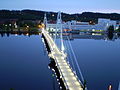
69 34 120 90
0 33 120 90
0 34 59 90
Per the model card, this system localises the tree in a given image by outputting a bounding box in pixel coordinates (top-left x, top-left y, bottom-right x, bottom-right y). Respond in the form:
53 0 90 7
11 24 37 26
117 25 120 32
107 25 114 32
107 25 114 40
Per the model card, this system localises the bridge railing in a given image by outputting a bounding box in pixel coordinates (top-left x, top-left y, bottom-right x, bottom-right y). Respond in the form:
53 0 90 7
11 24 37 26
54 56 69 89
43 29 84 89
66 58 84 87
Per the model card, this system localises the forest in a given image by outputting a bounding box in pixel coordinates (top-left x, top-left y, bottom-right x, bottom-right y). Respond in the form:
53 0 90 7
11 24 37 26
0 10 120 23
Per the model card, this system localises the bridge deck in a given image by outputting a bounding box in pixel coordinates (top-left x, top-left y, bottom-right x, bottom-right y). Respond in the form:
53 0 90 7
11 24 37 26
42 29 83 90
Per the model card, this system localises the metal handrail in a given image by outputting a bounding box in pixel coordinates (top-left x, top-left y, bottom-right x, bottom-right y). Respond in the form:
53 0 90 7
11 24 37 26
43 30 83 90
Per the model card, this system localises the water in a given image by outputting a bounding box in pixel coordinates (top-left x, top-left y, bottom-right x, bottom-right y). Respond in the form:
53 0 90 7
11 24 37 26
0 34 59 90
51 33 120 90
0 33 120 90
70 36 120 90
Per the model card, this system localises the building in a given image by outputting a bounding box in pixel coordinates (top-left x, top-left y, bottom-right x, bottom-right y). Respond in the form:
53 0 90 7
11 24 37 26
46 18 117 31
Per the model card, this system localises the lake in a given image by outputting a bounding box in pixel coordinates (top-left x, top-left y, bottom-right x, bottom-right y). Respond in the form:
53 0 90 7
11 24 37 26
0 32 120 90
0 33 59 90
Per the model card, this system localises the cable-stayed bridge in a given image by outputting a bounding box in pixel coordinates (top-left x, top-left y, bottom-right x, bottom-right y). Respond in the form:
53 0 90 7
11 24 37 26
42 12 86 90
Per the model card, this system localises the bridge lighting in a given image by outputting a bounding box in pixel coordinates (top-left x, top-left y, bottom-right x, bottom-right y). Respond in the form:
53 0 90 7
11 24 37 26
26 33 29 36
38 25 41 28
52 14 55 17
39 33 41 35
52 69 55 71
60 75 62 78
15 34 18 36
60 86 62 89
38 24 44 29
41 24 45 27
92 29 95 31
42 12 84 89
48 66 50 69
116 27 119 30
9 24 11 26
108 85 112 90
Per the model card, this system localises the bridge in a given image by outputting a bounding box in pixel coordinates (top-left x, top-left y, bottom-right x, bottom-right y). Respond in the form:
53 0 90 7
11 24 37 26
42 12 85 90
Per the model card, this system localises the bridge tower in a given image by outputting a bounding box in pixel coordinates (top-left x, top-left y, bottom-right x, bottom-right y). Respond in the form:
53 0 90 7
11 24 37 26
43 13 48 30
68 21 72 31
55 11 65 53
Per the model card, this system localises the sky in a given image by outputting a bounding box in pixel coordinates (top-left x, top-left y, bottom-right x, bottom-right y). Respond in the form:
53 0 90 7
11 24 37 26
0 0 120 14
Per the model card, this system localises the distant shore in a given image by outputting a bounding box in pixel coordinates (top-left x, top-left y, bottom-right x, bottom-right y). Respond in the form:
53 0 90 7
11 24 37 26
0 10 120 23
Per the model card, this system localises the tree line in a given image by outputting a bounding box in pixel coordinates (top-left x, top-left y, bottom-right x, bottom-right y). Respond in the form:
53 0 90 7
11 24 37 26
0 10 120 23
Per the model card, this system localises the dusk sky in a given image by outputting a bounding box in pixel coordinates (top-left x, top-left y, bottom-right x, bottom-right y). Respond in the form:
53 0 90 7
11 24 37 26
0 0 120 14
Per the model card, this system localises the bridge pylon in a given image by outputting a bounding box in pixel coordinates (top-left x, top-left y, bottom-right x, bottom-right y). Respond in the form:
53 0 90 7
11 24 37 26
55 11 65 53
43 13 48 30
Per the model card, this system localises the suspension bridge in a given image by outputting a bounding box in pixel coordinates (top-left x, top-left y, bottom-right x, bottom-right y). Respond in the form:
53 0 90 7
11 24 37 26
42 12 85 90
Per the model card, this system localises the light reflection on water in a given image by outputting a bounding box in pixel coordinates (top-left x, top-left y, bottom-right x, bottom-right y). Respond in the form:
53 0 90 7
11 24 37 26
50 32 120 90
0 34 59 90
0 32 120 90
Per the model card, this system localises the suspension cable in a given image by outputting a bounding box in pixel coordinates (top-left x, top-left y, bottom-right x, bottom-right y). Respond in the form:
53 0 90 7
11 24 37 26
64 31 84 83
64 38 76 73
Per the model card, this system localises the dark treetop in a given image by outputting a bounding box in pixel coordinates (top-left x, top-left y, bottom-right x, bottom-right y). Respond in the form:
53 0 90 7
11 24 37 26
0 10 120 23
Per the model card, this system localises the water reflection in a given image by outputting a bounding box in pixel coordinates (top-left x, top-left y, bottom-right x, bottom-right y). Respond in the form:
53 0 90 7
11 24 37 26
49 32 119 41
107 32 114 40
48 31 120 90
0 31 120 90
0 34 60 90
48 59 65 90
1 31 120 42
0 31 40 37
